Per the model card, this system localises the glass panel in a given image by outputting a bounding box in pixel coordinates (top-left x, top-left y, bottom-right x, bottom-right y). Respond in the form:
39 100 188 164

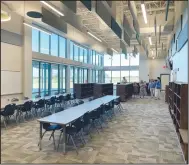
89 50 93 64
51 33 58 56
112 71 120 84
59 36 66 58
79 68 84 83
84 48 88 63
92 70 96 83
74 44 79 61
93 51 96 65
130 53 139 66
130 70 139 82
40 62 50 97
70 67 74 93
74 67 79 83
112 54 120 66
79 47 84 62
32 29 39 52
70 41 74 60
60 65 66 93
96 54 99 66
104 54 112 66
121 53 130 66
105 71 111 83
32 61 40 95
84 69 88 83
121 71 129 82
51 64 59 94
96 70 99 83
40 32 50 54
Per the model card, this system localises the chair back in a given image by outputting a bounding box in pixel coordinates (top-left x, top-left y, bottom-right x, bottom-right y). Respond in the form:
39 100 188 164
37 99 45 108
83 112 90 125
41 111 52 130
50 96 56 104
22 101 31 112
35 95 41 99
72 118 83 132
65 94 71 101
4 104 15 116
72 93 76 99
55 107 64 113
58 95 64 102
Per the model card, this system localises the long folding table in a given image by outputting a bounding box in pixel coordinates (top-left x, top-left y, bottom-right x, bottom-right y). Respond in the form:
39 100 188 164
37 95 119 154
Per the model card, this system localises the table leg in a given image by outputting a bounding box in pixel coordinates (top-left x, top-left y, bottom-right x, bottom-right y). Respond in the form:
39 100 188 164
39 122 42 150
62 125 66 154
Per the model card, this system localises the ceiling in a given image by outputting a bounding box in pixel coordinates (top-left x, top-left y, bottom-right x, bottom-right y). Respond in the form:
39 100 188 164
1 1 175 59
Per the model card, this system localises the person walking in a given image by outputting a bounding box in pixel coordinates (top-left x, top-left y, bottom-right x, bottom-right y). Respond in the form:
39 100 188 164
139 80 146 98
155 77 161 100
133 82 139 98
148 79 155 98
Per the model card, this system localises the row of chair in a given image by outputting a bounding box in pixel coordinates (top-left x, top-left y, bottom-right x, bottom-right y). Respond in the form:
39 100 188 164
40 97 123 154
0 93 77 128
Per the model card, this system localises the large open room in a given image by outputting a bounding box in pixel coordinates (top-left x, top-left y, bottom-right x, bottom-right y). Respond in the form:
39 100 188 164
1 0 188 164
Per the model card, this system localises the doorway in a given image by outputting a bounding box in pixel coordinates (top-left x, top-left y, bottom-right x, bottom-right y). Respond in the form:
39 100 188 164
160 74 170 91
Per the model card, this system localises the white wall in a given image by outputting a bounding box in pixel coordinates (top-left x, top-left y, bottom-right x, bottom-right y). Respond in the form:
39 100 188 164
139 58 150 82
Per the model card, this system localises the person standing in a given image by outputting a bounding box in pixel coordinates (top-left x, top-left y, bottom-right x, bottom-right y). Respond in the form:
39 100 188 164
155 78 161 100
121 77 127 84
133 82 139 98
148 79 155 98
139 80 146 98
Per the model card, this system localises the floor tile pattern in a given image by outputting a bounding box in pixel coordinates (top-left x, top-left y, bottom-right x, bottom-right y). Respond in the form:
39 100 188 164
1 95 185 163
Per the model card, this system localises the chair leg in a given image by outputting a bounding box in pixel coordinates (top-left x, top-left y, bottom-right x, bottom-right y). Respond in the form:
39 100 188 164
52 132 56 150
3 117 7 128
57 132 63 151
93 121 100 134
38 131 46 146
49 130 55 140
78 132 85 145
70 135 78 155
81 131 86 144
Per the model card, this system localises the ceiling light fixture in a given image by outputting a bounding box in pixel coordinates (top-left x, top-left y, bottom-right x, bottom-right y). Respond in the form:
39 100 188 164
141 2 147 24
149 36 152 45
152 56 155 59
87 31 102 42
111 48 118 53
40 1 64 16
23 22 51 35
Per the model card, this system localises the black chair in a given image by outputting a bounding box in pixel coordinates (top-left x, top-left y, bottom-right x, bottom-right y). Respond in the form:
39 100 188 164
33 99 45 117
19 101 34 121
64 94 71 106
82 112 92 138
78 100 84 105
54 107 64 113
46 96 56 112
38 111 62 150
1 104 17 128
114 97 123 113
57 118 85 154
70 93 76 104
72 103 79 107
55 95 64 107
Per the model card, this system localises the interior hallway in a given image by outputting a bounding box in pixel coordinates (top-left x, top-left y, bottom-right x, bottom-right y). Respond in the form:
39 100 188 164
1 94 185 164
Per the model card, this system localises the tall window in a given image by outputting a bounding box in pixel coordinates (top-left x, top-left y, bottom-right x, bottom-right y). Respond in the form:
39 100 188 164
70 66 74 93
40 32 50 54
70 41 74 60
79 47 84 63
96 54 99 66
40 62 50 97
112 54 120 66
130 70 139 82
51 34 58 56
59 36 66 58
104 54 112 66
32 29 39 52
130 53 139 66
84 48 88 63
92 51 96 65
79 68 84 83
96 70 99 83
92 70 96 83
112 71 120 84
32 61 40 97
84 69 88 83
74 44 79 61
74 67 79 83
105 71 111 83
60 65 66 93
51 64 59 94
121 53 130 66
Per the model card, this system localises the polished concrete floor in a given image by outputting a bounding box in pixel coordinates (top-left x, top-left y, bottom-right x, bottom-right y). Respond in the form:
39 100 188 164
1 94 185 163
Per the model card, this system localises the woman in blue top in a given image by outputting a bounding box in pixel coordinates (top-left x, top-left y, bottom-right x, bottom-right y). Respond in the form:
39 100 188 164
155 77 161 100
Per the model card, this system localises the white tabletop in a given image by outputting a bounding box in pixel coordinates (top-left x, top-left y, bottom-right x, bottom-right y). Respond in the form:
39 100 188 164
1 93 68 109
37 95 119 125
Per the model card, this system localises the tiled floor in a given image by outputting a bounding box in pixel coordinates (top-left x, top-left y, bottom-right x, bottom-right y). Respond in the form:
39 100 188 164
1 95 185 163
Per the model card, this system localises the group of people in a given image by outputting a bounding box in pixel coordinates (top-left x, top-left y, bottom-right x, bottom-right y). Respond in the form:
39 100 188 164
132 77 161 99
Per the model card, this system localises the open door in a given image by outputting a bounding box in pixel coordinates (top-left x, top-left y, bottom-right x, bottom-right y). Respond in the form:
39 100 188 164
160 74 170 91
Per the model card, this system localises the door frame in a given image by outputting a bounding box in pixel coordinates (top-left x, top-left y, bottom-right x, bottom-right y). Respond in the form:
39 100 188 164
160 74 170 91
